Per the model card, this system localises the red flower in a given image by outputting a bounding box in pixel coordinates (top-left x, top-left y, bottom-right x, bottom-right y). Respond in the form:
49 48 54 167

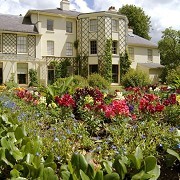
55 94 75 108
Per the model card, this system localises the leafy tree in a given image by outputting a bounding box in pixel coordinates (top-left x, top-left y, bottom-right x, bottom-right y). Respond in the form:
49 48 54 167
158 28 180 68
158 28 180 82
119 5 151 40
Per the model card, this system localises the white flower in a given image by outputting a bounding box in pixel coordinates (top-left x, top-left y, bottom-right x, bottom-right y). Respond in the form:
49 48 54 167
154 87 160 92
34 91 39 96
114 91 125 100
39 96 46 104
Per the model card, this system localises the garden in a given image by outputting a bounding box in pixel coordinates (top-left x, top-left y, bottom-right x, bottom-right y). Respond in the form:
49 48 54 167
0 73 179 180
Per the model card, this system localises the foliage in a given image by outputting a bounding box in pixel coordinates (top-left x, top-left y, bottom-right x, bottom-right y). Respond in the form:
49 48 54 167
5 73 18 90
158 28 180 70
120 50 131 81
60 58 72 78
29 68 38 87
166 67 180 88
0 113 58 179
71 75 89 88
103 39 112 82
121 69 150 88
59 147 160 180
88 74 110 90
119 5 151 40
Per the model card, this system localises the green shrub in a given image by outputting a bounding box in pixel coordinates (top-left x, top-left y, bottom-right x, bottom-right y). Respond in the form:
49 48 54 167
121 69 150 88
29 68 38 87
88 73 110 90
72 75 89 88
166 67 180 88
5 73 18 90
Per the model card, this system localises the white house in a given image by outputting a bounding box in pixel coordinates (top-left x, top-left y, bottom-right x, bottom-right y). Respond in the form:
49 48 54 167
0 0 163 86
127 29 163 83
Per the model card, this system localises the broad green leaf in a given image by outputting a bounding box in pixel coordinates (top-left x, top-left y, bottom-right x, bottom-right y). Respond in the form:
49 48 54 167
10 169 20 178
80 170 90 180
167 148 180 161
104 173 120 180
148 165 161 180
15 126 27 140
45 153 54 164
94 171 103 180
145 156 157 172
43 167 58 180
134 147 143 169
102 161 112 174
0 148 13 167
61 170 71 180
1 137 11 150
132 170 145 180
71 153 88 173
11 149 24 160
86 163 95 179
32 155 41 168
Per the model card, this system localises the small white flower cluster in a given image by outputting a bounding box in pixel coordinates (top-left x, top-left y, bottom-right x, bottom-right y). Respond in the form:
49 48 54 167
39 96 47 104
114 91 125 100
154 87 160 92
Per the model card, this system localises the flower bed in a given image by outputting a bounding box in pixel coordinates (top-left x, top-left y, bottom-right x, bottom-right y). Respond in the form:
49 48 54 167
0 85 179 179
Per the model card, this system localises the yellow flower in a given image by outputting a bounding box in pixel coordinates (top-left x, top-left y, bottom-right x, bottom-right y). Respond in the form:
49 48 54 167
84 95 94 104
176 95 180 104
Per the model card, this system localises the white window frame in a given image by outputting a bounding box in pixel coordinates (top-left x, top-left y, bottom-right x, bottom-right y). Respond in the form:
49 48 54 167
90 40 97 54
112 41 118 54
148 49 153 61
128 47 134 61
112 19 118 32
66 42 73 56
66 21 73 33
47 19 54 31
90 19 97 32
17 36 27 54
47 41 54 55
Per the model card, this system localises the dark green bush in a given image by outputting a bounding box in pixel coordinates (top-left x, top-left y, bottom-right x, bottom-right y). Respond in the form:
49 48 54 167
88 73 110 90
121 69 150 88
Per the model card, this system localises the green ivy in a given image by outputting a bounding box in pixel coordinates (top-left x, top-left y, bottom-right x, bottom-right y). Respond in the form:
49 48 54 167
103 39 112 83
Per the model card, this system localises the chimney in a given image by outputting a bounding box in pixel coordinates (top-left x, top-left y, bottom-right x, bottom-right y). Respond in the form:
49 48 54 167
60 0 70 11
108 6 117 12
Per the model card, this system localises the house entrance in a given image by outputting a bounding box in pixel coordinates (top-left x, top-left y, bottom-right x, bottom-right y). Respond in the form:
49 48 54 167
48 66 55 84
112 65 119 83
0 63 3 84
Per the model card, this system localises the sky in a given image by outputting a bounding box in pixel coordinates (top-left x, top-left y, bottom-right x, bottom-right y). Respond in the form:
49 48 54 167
0 0 179 43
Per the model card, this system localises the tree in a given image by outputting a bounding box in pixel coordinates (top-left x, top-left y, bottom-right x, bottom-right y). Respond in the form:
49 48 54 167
158 28 180 68
119 5 151 40
158 28 180 83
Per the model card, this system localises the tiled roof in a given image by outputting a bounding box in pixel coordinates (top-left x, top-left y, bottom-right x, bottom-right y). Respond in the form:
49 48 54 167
138 63 164 69
127 33 158 48
0 14 38 34
27 8 80 17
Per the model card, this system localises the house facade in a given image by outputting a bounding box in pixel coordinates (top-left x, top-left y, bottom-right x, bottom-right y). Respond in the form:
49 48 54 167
127 29 163 83
0 0 162 86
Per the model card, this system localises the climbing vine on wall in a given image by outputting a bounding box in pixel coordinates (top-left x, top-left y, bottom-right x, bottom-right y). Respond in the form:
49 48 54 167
103 39 112 82
120 49 131 81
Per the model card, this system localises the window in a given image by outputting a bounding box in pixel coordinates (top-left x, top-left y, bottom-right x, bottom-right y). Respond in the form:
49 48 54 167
90 40 97 54
89 65 98 74
17 63 28 84
112 65 118 83
48 65 55 84
112 19 118 31
112 41 118 54
66 42 73 56
148 49 153 61
47 41 54 55
66 21 72 33
17 36 27 53
47 19 54 31
128 47 134 61
0 35 2 52
90 19 97 32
